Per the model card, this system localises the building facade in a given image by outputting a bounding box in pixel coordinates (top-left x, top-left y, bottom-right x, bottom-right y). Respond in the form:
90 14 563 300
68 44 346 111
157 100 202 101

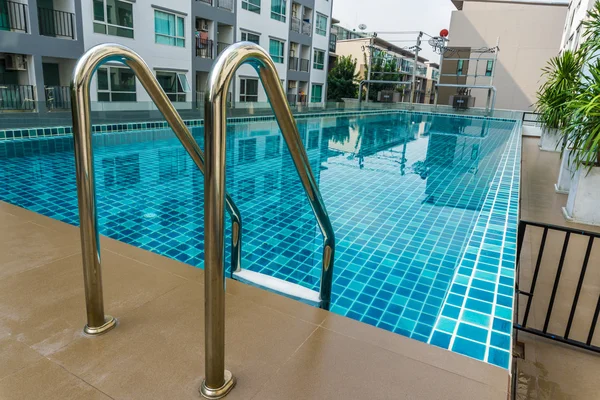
0 0 333 113
439 0 568 111
561 0 594 52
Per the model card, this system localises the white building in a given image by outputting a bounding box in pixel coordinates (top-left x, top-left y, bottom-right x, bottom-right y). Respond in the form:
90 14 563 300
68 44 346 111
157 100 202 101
561 0 595 51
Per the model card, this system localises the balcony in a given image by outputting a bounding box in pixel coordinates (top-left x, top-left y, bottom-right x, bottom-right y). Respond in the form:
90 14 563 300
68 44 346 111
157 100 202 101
0 84 36 111
217 42 230 56
288 56 299 71
217 0 233 11
44 85 70 110
286 93 297 105
0 1 29 33
291 17 300 33
299 58 309 72
196 0 212 4
301 21 311 36
329 34 337 53
196 38 214 58
38 7 76 39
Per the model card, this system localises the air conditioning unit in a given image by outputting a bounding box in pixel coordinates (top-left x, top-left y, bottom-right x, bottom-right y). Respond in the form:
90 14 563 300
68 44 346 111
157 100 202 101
6 54 27 71
196 19 209 32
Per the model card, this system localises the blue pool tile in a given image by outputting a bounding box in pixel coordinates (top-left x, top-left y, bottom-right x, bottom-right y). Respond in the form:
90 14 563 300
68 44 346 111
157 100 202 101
487 347 510 369
452 337 486 360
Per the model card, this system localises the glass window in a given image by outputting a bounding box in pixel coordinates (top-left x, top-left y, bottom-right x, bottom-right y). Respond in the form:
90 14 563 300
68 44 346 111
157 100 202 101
313 49 325 70
271 0 286 22
97 66 136 102
457 59 464 76
154 10 185 47
240 78 259 102
242 0 261 14
241 31 260 45
310 84 322 103
316 13 327 36
269 39 284 63
156 71 190 102
93 0 134 38
485 60 493 77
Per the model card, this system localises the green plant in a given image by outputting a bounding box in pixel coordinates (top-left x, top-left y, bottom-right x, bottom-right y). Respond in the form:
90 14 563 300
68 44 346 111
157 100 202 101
535 50 583 134
564 59 600 171
326 55 359 102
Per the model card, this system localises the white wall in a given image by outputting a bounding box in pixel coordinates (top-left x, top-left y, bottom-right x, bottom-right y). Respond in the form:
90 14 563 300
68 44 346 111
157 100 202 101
81 0 192 105
561 0 594 51
310 0 332 103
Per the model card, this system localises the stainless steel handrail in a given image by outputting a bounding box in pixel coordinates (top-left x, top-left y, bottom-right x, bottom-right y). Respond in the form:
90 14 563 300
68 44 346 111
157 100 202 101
70 43 243 337
201 42 336 398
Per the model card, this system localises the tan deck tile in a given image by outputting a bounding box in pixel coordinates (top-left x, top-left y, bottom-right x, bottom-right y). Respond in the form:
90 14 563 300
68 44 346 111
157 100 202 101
251 327 507 400
0 250 186 356
0 358 112 400
321 313 508 392
50 282 319 400
0 336 42 380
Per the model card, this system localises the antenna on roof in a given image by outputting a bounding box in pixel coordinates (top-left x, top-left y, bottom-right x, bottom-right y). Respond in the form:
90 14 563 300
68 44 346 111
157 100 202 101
358 24 367 31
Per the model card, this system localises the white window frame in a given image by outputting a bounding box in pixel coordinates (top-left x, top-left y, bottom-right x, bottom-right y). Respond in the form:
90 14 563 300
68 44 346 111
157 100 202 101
313 49 325 70
93 0 134 38
240 77 259 102
97 66 137 102
241 30 260 45
269 38 285 63
271 0 287 22
316 13 327 36
241 0 261 14
154 9 185 48
156 70 191 102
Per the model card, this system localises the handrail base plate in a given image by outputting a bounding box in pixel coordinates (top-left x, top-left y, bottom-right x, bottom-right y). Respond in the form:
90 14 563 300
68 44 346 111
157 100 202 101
83 315 117 336
232 270 321 307
200 369 236 399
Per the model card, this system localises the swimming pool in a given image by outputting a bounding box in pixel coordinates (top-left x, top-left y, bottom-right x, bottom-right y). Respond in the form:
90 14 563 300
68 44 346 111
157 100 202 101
0 110 521 368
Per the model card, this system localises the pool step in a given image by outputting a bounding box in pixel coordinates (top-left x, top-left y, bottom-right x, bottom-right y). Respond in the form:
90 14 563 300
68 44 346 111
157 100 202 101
232 270 320 307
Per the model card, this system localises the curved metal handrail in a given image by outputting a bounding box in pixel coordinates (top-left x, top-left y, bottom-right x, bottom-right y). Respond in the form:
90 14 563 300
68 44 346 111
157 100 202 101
70 43 243 336
201 42 335 398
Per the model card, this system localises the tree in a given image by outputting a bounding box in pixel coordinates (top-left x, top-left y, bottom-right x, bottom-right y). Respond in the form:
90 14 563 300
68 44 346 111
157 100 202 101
363 50 402 101
327 55 359 102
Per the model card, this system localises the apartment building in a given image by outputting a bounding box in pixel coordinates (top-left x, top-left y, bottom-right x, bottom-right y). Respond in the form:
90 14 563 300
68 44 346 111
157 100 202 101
334 35 436 104
0 0 83 112
562 0 594 52
439 0 567 111
0 0 333 113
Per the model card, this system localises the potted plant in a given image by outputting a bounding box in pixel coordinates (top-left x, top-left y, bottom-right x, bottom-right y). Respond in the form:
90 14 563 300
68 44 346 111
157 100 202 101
535 50 583 153
561 59 600 225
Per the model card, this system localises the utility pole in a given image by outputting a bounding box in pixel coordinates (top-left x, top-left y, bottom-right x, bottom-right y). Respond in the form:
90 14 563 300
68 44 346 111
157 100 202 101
365 34 374 103
410 31 423 104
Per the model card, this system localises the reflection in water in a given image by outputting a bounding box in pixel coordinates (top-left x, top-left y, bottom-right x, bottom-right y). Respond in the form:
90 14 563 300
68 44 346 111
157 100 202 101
0 112 516 344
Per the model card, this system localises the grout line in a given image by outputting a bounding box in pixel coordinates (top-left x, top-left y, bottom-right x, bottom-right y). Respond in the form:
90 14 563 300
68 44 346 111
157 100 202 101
52 361 117 400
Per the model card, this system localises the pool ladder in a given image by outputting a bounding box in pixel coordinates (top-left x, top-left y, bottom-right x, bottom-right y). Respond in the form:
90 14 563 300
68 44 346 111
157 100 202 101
70 42 335 399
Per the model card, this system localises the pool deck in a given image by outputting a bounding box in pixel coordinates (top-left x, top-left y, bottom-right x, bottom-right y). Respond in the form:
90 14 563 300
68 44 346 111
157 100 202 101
0 201 509 399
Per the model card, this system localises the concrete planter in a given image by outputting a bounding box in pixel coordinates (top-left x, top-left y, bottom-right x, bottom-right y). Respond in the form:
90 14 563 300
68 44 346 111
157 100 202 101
540 128 562 152
563 166 600 226
555 147 576 194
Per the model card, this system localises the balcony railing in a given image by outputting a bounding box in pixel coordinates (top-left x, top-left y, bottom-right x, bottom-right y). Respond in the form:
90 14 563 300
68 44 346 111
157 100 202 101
38 7 75 39
329 34 337 53
299 58 309 72
0 84 36 111
288 56 299 71
0 1 29 33
45 85 71 110
291 17 300 33
196 38 214 58
217 42 230 56
287 93 297 105
301 21 311 36
217 0 233 11
196 0 212 4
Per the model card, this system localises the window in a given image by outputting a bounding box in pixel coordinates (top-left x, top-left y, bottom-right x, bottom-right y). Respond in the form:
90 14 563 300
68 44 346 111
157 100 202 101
310 84 322 103
269 38 284 63
240 78 259 102
241 31 260 45
316 13 327 36
313 49 325 70
242 0 261 13
154 10 185 47
485 60 493 77
457 59 464 76
97 66 136 102
271 0 287 22
93 0 134 38
156 71 191 102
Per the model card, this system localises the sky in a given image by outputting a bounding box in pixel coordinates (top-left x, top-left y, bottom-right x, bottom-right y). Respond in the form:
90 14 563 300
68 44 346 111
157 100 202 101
331 0 457 62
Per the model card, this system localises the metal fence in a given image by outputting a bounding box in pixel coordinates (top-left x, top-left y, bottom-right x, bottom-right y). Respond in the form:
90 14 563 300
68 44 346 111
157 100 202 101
0 0 28 32
196 0 212 4
217 42 230 56
45 85 70 110
291 17 300 33
522 111 541 126
0 85 36 111
196 38 213 58
217 0 233 11
299 58 309 72
38 7 75 39
288 56 299 71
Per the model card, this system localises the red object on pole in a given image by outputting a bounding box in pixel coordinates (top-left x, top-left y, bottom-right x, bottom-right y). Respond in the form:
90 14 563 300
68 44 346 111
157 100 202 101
440 29 449 38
